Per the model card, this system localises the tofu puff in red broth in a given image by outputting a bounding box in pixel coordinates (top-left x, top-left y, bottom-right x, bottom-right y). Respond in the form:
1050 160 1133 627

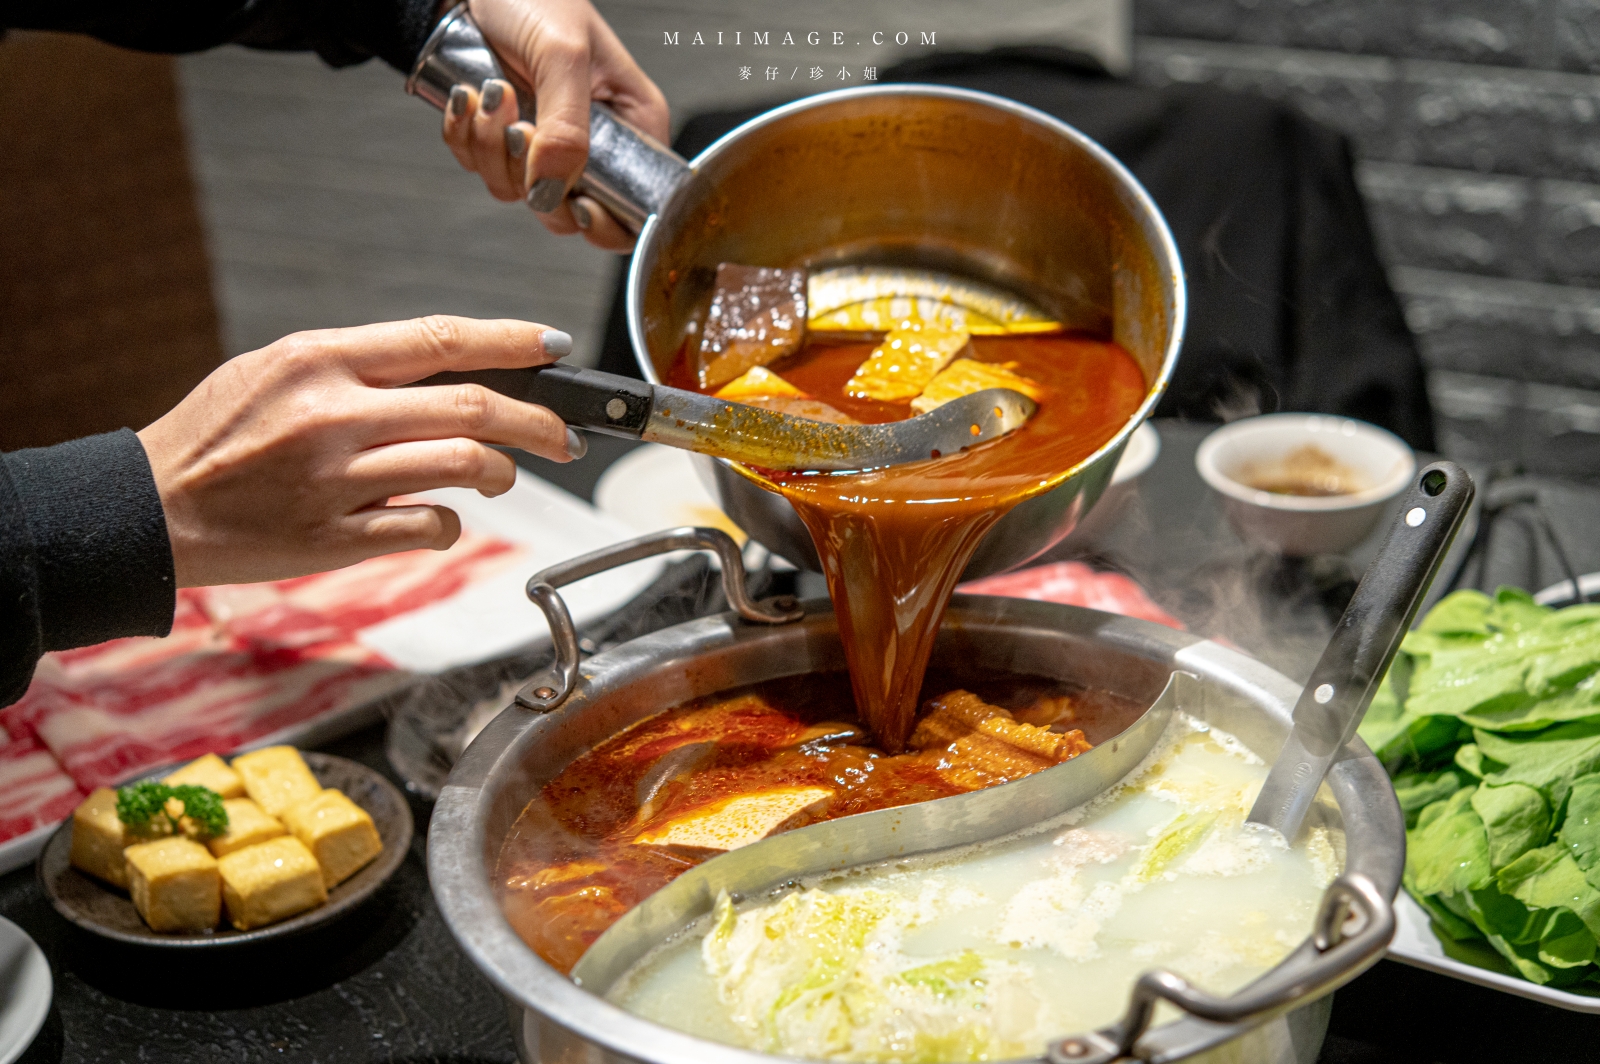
496 672 1143 973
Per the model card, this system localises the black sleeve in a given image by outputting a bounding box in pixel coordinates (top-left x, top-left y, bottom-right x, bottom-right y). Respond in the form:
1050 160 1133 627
0 0 443 73
1 430 176 708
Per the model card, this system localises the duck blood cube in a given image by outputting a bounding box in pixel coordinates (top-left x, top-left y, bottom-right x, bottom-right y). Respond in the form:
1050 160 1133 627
206 797 286 858
697 264 807 390
163 753 245 799
233 746 321 817
125 836 221 932
282 789 382 888
218 836 327 930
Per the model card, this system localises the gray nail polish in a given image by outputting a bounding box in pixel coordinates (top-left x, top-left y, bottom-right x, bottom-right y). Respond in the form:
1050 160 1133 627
479 79 505 114
565 427 588 460
448 85 470 118
505 125 528 158
527 177 566 213
571 199 592 230
541 329 574 357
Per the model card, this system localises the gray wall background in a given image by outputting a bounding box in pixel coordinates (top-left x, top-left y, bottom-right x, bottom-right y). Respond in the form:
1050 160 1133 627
177 0 1600 480
1134 1 1600 480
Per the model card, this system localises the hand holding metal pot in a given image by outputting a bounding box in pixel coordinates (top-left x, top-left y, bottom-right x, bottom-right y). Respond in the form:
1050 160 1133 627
409 12 1186 579
432 0 669 250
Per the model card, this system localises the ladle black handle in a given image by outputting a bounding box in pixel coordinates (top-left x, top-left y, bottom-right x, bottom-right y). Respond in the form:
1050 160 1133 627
1248 461 1475 839
422 364 657 439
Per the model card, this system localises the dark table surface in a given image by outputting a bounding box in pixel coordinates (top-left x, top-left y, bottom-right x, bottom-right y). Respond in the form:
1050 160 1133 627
7 420 1600 1064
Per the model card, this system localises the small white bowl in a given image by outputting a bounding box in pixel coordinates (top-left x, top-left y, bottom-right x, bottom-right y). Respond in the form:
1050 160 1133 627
1196 414 1416 556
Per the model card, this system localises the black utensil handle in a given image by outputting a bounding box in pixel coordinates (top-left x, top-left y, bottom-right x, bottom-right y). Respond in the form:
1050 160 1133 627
1294 461 1476 757
418 364 655 439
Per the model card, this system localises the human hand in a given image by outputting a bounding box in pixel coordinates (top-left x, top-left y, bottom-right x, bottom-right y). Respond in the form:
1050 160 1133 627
137 316 579 588
440 0 669 252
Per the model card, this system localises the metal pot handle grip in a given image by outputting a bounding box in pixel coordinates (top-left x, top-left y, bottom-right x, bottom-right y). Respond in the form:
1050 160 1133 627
514 527 804 713
1047 872 1394 1064
406 4 691 232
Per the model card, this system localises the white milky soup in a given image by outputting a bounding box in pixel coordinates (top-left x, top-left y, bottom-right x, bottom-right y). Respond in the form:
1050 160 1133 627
607 715 1342 1063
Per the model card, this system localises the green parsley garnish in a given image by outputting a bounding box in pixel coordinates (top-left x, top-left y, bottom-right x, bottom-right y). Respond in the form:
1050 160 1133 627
116 780 229 838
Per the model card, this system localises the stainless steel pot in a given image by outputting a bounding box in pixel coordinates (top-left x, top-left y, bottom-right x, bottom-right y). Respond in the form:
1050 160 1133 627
409 9 1186 577
428 531 1403 1064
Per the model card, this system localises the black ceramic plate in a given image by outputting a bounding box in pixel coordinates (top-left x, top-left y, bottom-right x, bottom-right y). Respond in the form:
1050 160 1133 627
37 752 412 948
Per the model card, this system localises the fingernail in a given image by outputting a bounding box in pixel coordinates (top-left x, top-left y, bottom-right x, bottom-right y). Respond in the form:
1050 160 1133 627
527 177 566 213
571 198 592 230
565 427 588 460
479 79 505 114
448 85 470 118
541 329 573 357
504 125 528 158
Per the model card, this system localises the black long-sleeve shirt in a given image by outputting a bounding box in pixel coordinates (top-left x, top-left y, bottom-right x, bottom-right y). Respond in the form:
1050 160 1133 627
0 1 439 707
1 432 177 705
1 0 439 72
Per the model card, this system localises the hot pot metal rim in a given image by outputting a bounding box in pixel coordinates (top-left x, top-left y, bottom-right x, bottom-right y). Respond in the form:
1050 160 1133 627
427 596 1401 1064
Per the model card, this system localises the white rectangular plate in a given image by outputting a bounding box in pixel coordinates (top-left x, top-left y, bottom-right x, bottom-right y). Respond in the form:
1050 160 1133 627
1389 891 1600 1012
0 472 661 877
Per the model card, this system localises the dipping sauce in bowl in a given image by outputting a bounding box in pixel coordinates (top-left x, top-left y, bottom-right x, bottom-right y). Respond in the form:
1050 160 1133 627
1196 414 1415 556
1238 442 1368 498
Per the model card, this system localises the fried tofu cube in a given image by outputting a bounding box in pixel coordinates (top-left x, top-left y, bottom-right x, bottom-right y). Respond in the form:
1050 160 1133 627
124 837 221 932
908 358 1044 414
206 798 286 858
232 746 321 817
697 264 808 390
845 322 971 402
632 786 834 851
70 787 153 888
713 365 805 400
218 836 328 930
163 752 245 799
281 789 383 888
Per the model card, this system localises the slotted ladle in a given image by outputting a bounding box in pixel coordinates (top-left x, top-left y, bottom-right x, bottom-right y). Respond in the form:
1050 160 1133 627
437 363 1036 472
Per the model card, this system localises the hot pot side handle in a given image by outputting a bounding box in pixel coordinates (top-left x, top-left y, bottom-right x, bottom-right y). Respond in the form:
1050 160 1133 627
513 527 803 713
406 4 692 232
1047 872 1394 1064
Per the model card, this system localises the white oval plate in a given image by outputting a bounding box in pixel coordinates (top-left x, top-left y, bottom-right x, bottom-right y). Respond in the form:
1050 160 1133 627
0 916 50 1064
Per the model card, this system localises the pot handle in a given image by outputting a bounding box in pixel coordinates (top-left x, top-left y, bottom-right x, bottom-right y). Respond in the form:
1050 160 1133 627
1046 872 1394 1064
513 527 804 713
407 4 692 233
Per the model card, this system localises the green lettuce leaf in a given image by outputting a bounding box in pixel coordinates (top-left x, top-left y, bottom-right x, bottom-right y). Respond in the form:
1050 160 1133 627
1454 745 1487 779
1558 775 1600 879
1412 889 1481 942
1539 909 1597 970
1405 599 1600 725
1471 783 1551 870
1488 586 1552 634
1458 677 1600 733
1497 844 1600 939
1477 722 1600 812
1392 769 1467 827
1406 787 1492 897
1418 589 1496 637
1465 886 1543 945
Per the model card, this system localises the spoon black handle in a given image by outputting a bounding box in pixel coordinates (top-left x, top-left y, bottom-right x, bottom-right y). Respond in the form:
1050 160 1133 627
1248 461 1475 839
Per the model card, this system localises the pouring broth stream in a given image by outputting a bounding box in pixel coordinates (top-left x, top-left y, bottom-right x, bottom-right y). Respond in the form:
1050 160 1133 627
669 329 1148 751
